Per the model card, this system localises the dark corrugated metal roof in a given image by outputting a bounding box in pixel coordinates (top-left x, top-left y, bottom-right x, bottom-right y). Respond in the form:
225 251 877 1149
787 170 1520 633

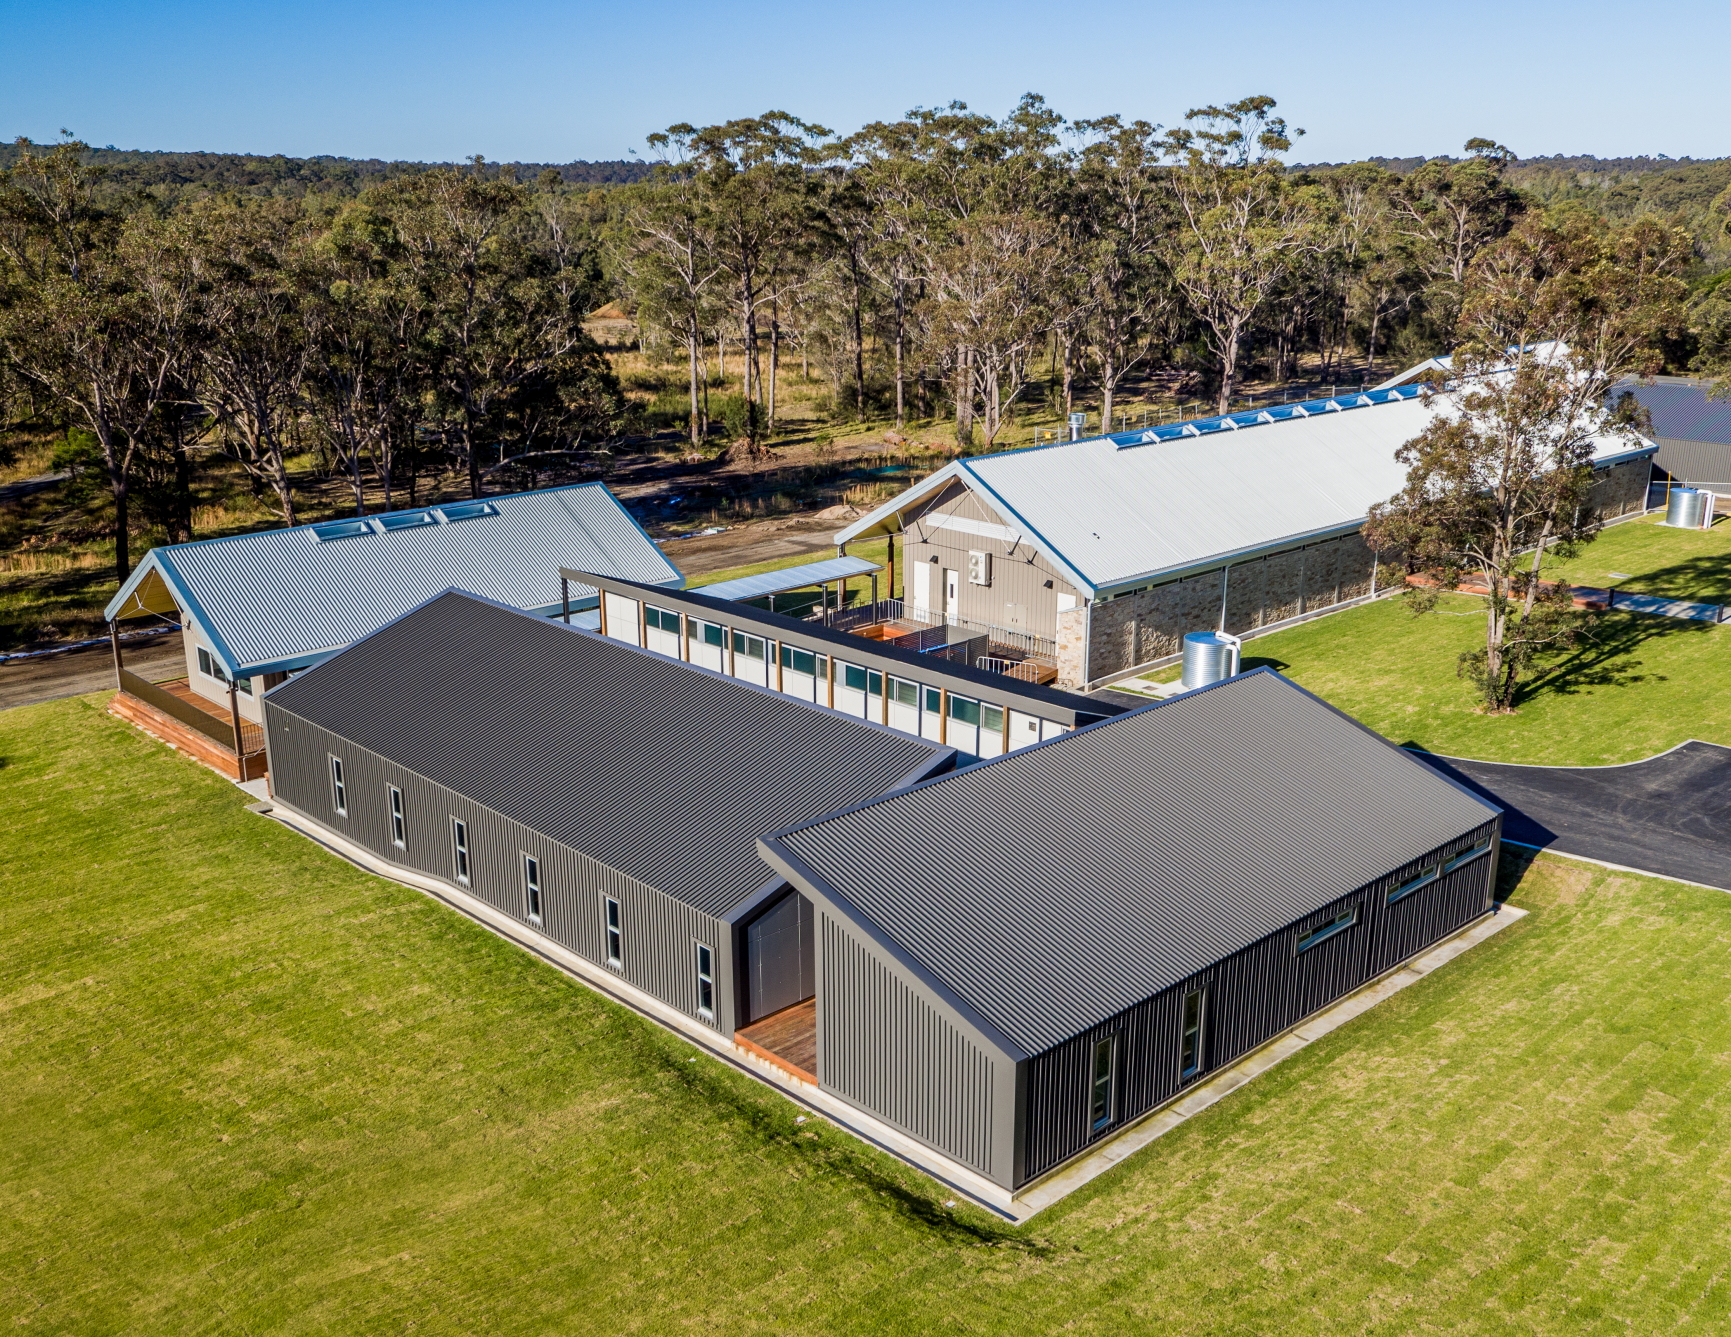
567 571 1123 725
267 591 949 915
1623 380 1731 446
766 669 1499 1055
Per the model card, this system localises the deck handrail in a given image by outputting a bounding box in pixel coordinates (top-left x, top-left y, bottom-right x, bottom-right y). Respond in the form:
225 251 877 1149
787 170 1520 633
117 669 265 755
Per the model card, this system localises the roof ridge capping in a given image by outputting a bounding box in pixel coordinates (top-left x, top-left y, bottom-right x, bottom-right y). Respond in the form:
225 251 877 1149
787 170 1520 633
761 666 1499 846
1104 385 1420 452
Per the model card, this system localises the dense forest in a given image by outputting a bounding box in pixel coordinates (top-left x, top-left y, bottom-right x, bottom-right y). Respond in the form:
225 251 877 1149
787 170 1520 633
3 97 1729 586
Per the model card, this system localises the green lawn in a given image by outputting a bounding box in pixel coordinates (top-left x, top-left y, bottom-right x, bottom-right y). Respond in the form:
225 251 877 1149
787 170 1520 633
1144 514 1731 766
8 696 1731 1332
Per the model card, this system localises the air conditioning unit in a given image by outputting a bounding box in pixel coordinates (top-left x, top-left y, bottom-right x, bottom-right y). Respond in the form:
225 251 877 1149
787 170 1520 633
968 550 992 586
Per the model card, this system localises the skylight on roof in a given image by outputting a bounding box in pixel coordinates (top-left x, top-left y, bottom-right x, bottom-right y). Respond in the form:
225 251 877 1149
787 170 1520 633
310 519 373 542
378 510 438 531
436 501 498 523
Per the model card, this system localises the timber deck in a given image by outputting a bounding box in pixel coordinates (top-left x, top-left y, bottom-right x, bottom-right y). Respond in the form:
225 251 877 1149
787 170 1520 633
735 997 817 1082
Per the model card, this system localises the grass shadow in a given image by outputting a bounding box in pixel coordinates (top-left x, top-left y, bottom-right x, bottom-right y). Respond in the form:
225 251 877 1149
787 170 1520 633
1240 655 1290 674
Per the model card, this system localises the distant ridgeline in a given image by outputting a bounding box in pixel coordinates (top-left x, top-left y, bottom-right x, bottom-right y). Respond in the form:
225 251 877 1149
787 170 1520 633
0 140 657 198
1296 154 1731 216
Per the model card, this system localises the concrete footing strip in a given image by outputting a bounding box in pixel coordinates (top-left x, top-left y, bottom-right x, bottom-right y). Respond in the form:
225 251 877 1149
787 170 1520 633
253 796 1527 1224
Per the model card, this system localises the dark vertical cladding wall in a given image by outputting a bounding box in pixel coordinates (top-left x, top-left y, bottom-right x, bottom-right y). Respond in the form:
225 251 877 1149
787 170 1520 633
1017 820 1499 1186
266 707 735 1034
819 912 1004 1181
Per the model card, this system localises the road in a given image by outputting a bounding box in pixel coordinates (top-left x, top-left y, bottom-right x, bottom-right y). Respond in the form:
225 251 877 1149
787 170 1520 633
1414 742 1731 892
0 634 185 712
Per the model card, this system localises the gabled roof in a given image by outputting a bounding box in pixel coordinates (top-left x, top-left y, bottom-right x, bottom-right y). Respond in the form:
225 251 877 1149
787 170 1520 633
761 669 1500 1057
835 373 1654 598
266 591 950 915
1620 377 1731 446
105 483 681 676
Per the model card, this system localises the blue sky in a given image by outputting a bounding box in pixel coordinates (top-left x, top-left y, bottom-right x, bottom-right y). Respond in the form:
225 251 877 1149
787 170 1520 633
3 0 1726 165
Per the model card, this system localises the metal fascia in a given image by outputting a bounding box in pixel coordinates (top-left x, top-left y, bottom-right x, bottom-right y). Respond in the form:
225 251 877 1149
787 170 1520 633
955 461 1100 599
833 464 963 544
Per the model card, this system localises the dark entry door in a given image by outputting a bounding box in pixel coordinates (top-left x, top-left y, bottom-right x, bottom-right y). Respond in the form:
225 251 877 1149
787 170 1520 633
746 892 814 1023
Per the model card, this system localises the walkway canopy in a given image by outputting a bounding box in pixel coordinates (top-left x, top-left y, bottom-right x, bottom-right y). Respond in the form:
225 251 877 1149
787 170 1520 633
692 554 881 603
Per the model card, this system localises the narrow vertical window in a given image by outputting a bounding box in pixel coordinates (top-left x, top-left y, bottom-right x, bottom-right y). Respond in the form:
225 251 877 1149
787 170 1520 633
1090 1036 1116 1132
523 854 542 923
452 819 470 885
329 756 347 815
1180 989 1207 1080
605 897 622 968
694 942 715 1019
388 785 405 848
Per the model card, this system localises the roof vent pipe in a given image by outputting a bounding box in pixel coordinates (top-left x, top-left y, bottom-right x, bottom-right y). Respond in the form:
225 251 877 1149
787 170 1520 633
1181 631 1241 691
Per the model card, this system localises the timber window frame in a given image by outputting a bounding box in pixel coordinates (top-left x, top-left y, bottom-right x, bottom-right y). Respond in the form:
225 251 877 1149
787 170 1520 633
452 819 471 886
694 941 715 1020
388 785 405 849
522 853 542 924
329 756 347 816
1089 1035 1118 1133
604 897 622 969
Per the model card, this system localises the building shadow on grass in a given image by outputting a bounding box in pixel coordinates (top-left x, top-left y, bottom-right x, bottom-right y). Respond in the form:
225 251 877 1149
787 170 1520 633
1596 545 1731 605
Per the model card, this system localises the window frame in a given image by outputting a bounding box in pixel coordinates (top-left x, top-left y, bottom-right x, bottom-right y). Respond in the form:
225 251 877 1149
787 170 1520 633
604 897 622 968
694 941 715 1020
329 755 348 816
522 853 543 924
1442 840 1493 875
1180 988 1207 1080
1089 1035 1117 1133
451 818 471 886
1295 905 1358 955
388 785 405 849
1387 866 1437 905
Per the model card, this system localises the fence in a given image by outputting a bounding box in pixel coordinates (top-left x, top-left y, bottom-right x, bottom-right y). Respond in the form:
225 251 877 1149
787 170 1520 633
118 668 266 754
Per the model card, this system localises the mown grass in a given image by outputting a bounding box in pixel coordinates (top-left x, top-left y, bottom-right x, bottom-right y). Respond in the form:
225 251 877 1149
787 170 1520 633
1144 514 1731 765
7 695 1731 1333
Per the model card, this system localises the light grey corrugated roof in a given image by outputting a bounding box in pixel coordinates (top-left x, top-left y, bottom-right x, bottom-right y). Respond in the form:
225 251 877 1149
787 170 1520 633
693 554 882 602
105 483 681 676
765 669 1499 1055
836 371 1652 597
266 591 949 915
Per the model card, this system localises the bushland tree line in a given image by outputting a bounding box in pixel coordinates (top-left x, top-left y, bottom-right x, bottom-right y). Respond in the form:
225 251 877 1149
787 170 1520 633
3 95 1730 585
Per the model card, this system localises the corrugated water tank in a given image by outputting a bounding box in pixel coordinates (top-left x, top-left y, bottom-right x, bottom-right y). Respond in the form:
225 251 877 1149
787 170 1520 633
1181 631 1241 690
1664 487 1713 529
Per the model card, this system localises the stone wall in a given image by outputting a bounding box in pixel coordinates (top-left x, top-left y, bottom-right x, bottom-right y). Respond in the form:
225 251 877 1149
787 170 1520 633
1589 456 1652 521
1075 531 1380 685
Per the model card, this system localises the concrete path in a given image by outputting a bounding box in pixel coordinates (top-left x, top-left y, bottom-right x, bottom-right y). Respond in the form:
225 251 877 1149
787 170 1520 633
1413 741 1731 892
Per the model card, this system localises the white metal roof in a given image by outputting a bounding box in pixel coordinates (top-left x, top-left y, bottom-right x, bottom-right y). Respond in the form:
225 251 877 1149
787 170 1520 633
837 379 1654 598
105 483 682 676
692 554 881 602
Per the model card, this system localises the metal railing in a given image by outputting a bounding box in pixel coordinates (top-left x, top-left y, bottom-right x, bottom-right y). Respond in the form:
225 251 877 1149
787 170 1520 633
830 598 1060 663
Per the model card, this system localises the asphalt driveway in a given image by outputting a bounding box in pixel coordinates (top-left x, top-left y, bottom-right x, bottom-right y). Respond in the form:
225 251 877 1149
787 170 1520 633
1414 741 1731 892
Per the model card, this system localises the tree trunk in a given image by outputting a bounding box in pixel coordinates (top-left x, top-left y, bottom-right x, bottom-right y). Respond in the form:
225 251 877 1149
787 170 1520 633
769 306 780 436
850 253 866 421
893 291 906 429
1217 320 1243 414
1100 352 1117 434
955 347 974 449
1061 337 1075 417
688 319 702 449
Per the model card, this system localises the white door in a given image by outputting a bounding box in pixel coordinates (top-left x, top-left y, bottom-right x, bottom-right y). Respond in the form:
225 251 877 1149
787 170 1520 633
944 570 959 624
912 562 931 613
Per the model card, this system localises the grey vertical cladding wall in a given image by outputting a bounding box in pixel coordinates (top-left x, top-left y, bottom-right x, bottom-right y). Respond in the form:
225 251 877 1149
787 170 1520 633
1017 819 1498 1185
819 912 1000 1179
266 707 734 1033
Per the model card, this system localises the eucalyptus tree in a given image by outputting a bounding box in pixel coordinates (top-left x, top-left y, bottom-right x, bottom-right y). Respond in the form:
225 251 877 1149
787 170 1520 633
1366 213 1689 713
0 138 200 578
1388 140 1525 344
1158 96 1324 413
652 114 828 459
1070 116 1180 429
